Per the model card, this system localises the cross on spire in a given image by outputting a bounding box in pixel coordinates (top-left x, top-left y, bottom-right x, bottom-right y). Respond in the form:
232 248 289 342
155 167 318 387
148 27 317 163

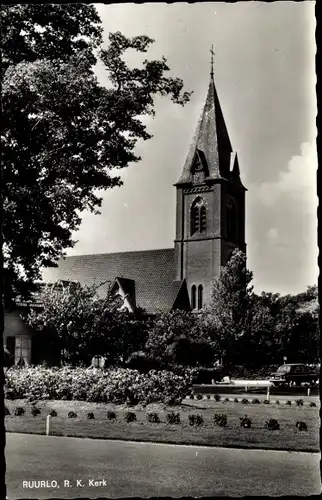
210 45 215 78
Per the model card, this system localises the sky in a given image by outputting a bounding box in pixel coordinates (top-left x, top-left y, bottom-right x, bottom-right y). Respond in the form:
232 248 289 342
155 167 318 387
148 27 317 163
67 2 317 296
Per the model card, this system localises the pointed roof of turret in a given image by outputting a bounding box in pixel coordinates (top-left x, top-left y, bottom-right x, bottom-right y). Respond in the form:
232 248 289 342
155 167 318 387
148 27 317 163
176 55 234 185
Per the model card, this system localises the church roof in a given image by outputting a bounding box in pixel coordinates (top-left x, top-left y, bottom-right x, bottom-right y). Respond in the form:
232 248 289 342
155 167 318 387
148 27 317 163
41 248 189 314
176 73 233 184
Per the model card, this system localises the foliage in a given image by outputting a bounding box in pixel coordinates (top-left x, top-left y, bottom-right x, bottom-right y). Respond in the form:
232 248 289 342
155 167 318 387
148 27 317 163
196 394 203 400
166 412 181 425
241 398 249 405
214 394 221 402
204 250 253 364
87 412 95 419
27 282 150 366
275 400 280 405
263 399 270 405
206 394 211 400
213 413 227 427
49 409 57 417
147 412 160 424
2 5 191 304
252 398 261 405
124 411 136 423
68 411 77 418
4 366 191 405
309 402 317 407
234 398 239 403
188 414 204 426
223 397 230 403
286 400 292 406
143 310 215 369
14 407 25 416
296 421 308 431
240 415 252 428
189 367 225 384
31 406 41 416
107 410 116 421
296 399 304 407
265 419 280 431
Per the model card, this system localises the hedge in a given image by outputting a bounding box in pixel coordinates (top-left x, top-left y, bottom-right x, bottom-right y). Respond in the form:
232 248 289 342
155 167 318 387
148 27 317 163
4 366 191 405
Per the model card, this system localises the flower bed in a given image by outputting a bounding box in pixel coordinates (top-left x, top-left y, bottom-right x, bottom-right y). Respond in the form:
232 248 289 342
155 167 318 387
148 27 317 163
4 367 191 405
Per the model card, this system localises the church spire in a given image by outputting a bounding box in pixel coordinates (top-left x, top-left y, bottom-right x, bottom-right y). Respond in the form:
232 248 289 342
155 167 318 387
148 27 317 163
176 48 233 185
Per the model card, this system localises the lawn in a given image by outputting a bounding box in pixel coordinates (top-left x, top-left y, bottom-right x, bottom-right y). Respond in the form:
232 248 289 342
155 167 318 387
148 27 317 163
5 399 319 453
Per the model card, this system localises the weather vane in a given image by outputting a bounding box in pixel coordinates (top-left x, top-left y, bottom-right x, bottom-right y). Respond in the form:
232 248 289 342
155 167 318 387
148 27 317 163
210 45 215 78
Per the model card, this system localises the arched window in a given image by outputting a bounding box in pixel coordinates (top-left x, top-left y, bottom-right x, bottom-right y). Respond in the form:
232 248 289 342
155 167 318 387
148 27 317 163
197 285 203 310
191 197 207 235
227 200 237 242
191 285 196 310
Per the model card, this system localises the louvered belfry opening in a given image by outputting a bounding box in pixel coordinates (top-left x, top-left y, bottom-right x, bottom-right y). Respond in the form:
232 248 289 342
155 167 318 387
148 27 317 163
190 197 206 236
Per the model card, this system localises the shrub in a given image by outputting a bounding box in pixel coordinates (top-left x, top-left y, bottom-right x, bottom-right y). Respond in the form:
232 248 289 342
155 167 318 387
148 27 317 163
263 399 270 404
296 421 308 431
206 394 211 400
214 394 221 402
31 406 41 417
124 411 137 423
275 400 280 405
68 411 77 419
49 409 57 417
107 410 116 420
196 393 203 400
234 398 239 403
223 397 230 403
166 411 180 425
87 412 95 420
252 398 260 404
296 399 304 407
286 400 292 406
213 413 227 427
189 414 204 426
5 406 10 416
241 398 249 405
14 407 25 416
265 418 280 431
147 412 160 423
310 402 317 407
240 415 252 428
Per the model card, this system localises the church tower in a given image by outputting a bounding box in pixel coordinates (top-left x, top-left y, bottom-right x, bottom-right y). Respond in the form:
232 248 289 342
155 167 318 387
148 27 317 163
174 50 247 309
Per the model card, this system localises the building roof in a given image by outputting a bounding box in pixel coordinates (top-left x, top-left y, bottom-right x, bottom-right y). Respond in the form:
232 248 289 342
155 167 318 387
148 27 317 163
41 248 189 314
176 73 233 185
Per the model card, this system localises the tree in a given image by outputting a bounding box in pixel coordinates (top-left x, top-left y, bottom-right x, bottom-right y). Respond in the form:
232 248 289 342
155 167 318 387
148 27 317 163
1 5 192 305
143 310 216 369
26 281 150 366
205 249 253 364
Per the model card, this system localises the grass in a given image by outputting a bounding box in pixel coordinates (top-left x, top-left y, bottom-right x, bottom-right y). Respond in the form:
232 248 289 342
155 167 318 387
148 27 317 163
4 399 319 453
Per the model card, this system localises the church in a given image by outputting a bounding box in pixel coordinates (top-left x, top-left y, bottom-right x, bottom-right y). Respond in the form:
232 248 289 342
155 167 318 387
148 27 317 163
4 61 247 367
41 63 247 314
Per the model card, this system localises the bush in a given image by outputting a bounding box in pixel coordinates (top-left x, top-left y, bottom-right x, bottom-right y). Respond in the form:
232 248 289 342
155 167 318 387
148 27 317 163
166 411 180 425
206 394 211 400
213 413 227 427
68 411 77 419
310 402 317 407
252 398 260 404
147 412 160 423
275 400 280 405
49 409 57 417
223 397 230 403
87 412 95 419
234 398 239 403
189 414 204 426
5 406 10 416
265 418 280 431
296 399 304 407
286 400 292 406
241 398 249 405
263 399 270 404
107 410 116 420
31 406 41 417
4 366 192 405
228 365 279 380
196 393 203 400
214 394 221 402
14 407 25 416
296 421 308 431
240 415 252 428
124 411 137 423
